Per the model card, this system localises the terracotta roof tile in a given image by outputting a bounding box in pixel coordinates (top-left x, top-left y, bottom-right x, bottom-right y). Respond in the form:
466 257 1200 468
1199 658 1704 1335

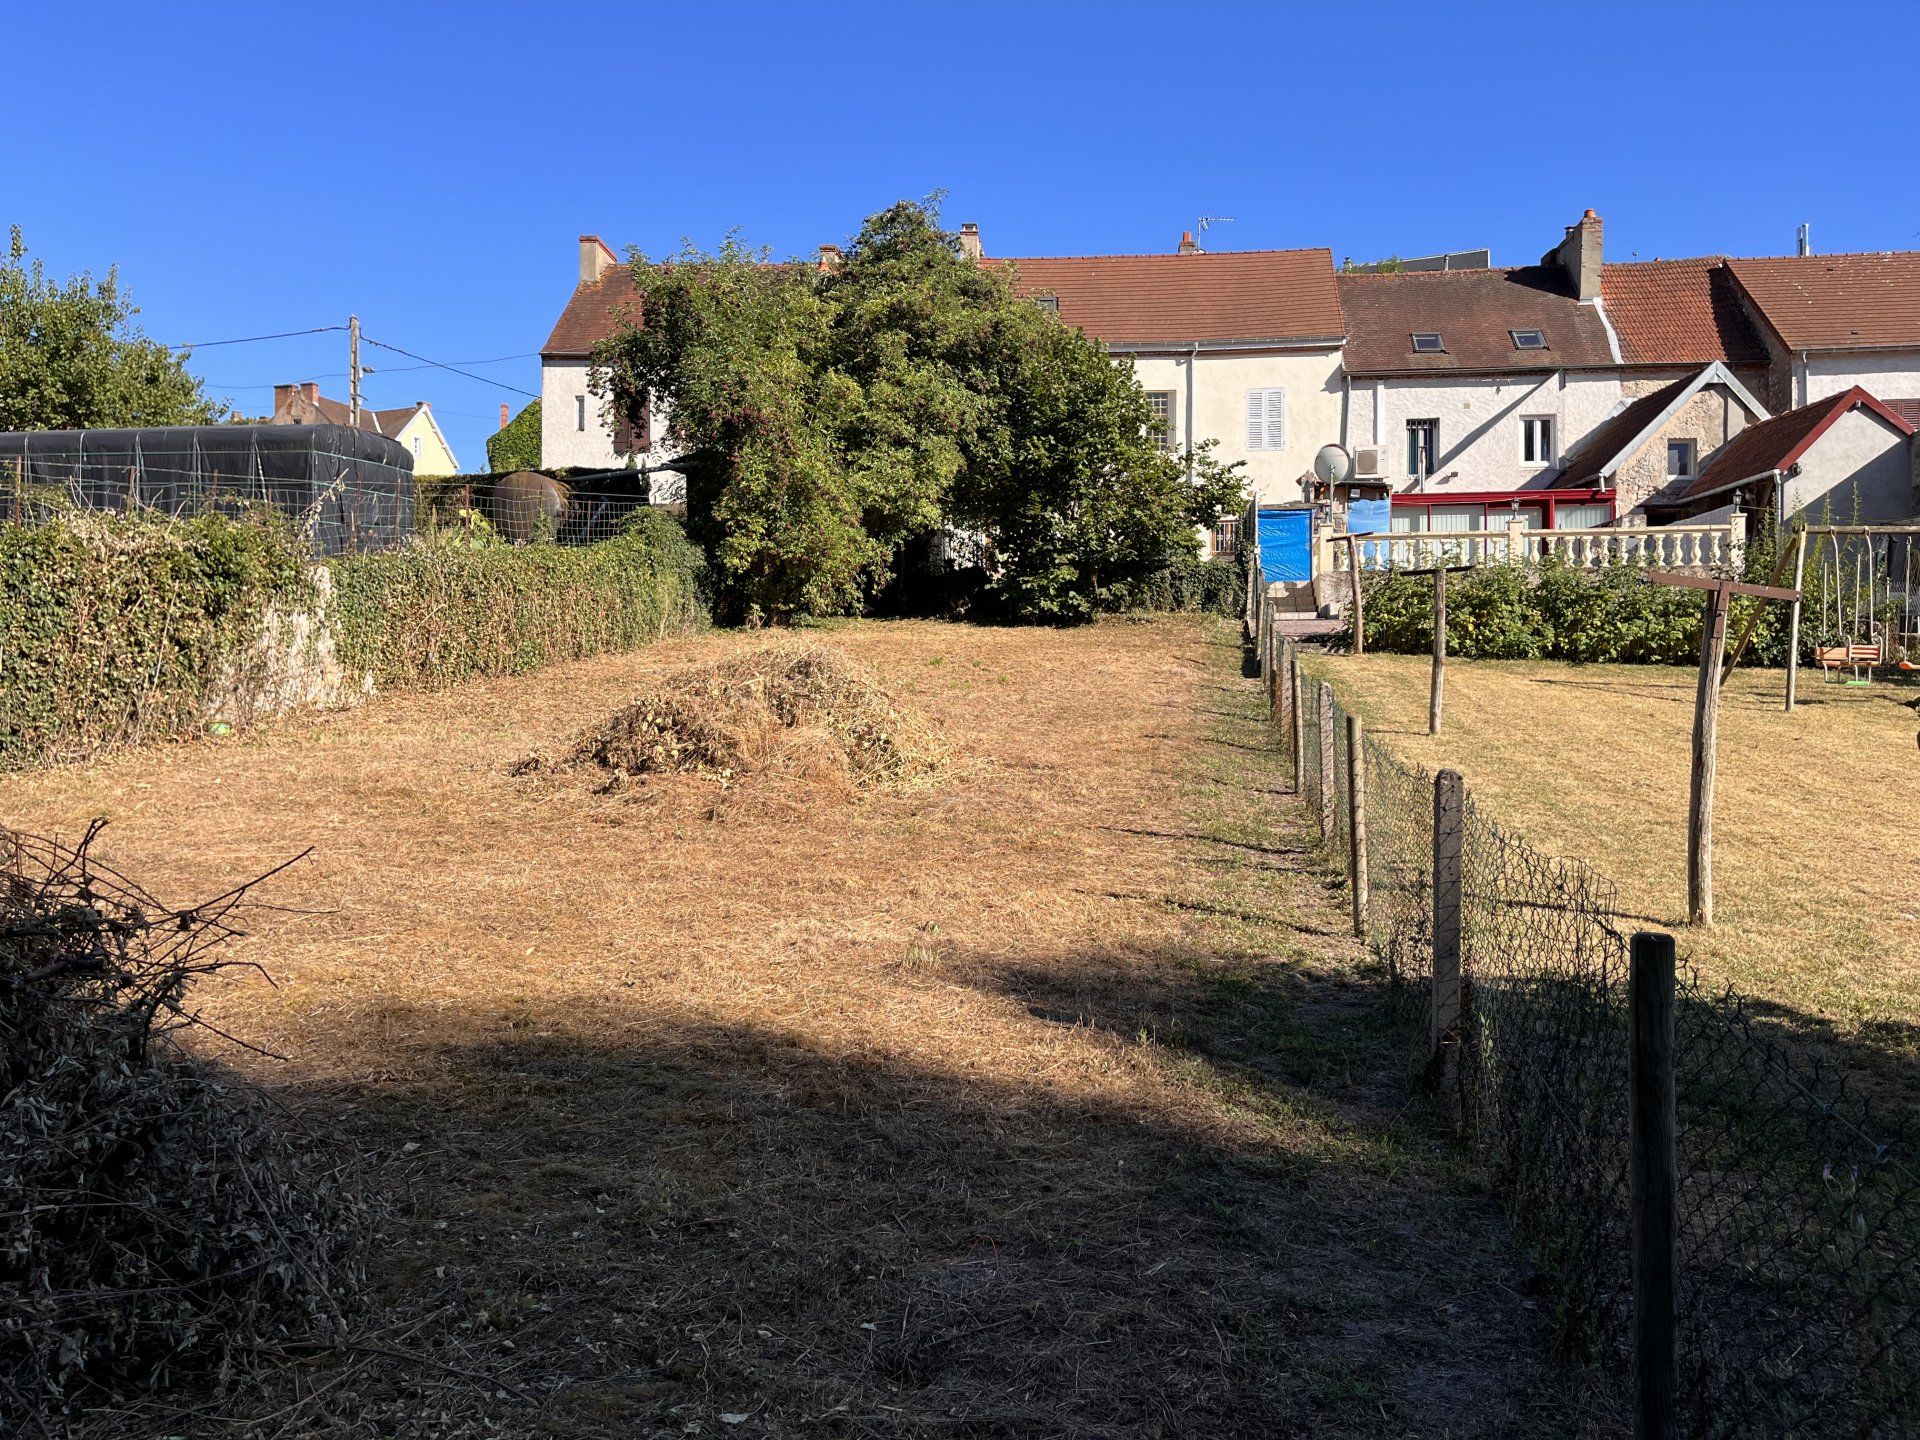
1600 259 1768 368
995 249 1345 346
542 248 1347 356
1727 252 1920 350
1335 266 1615 374
1673 387 1915 501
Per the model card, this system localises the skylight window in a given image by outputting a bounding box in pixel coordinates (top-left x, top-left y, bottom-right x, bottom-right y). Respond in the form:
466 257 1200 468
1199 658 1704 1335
1511 329 1548 350
1034 295 1060 314
1410 333 1445 353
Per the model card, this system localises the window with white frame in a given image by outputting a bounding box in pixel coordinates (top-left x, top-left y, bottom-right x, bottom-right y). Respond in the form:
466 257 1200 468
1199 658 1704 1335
411 435 422 459
575 395 587 432
1406 419 1439 477
1244 388 1286 451
1667 439 1696 479
1520 415 1555 466
1145 391 1176 452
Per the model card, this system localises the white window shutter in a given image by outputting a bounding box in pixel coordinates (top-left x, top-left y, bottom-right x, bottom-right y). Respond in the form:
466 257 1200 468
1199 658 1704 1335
1264 389 1286 451
1245 391 1265 450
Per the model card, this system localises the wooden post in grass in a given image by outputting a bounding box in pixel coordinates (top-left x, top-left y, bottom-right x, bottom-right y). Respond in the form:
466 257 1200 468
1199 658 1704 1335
1430 769 1465 1064
1276 637 1294 736
1785 529 1809 712
1347 712 1369 939
1337 534 1365 656
1317 683 1336 836
1401 564 1469 737
1629 930 1678 1440
1290 653 1306 791
1649 571 1799 927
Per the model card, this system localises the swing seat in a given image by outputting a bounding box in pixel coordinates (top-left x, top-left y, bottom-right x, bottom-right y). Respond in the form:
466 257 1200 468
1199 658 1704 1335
1816 643 1882 681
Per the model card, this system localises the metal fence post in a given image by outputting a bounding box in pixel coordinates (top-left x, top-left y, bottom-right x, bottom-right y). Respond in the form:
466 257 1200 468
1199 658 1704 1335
1347 712 1368 939
1430 769 1464 1064
1630 931 1679 1440
1317 683 1336 837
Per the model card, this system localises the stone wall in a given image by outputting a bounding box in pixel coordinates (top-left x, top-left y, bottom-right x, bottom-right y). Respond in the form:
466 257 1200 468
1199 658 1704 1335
205 566 370 730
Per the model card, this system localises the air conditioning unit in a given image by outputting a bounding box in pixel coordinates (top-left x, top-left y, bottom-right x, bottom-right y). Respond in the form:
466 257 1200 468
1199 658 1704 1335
1353 446 1387 480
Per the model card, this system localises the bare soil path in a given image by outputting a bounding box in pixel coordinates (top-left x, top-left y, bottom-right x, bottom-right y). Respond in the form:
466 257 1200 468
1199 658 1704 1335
5 617 1558 1438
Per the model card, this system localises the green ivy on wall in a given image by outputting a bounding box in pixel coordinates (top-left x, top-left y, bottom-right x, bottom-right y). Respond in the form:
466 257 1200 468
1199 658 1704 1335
485 400 542 474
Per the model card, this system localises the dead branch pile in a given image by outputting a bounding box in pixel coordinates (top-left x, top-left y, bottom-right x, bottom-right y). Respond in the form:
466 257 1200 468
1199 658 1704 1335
0 823 367 1427
549 644 944 790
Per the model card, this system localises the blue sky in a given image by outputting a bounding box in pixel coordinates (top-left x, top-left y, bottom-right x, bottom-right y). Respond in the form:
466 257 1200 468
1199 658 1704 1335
7 0 1917 469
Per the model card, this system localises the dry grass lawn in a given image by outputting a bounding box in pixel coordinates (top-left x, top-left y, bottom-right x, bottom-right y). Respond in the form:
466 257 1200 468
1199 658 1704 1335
1306 653 1920 1084
1 618 1562 1438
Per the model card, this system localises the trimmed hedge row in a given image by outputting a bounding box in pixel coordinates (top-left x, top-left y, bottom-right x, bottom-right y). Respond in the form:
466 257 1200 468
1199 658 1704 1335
1105 555 1242 617
1357 556 1792 666
328 509 706 690
0 511 311 766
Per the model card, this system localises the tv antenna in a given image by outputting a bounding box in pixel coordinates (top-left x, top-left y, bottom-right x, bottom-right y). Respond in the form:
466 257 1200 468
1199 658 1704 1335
1196 215 1236 246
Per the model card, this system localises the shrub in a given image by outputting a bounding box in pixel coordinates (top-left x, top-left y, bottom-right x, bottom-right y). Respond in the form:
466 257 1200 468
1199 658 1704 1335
0 510 310 767
1102 555 1242 616
1356 554 1796 666
329 509 706 690
0 825 366 1420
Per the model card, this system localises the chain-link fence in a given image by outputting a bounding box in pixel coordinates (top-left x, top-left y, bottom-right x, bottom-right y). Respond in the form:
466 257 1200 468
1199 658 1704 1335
1267 630 1919 1436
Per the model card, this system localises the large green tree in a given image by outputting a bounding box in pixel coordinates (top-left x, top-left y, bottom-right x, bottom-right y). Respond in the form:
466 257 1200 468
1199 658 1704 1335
593 201 1241 623
0 228 219 431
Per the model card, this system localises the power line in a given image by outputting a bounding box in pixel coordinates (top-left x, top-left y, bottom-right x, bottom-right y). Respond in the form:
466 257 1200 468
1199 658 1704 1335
171 324 346 351
361 336 539 397
371 351 540 374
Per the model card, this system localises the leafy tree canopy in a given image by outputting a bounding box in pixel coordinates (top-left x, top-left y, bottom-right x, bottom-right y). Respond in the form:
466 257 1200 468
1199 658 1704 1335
0 228 219 432
593 200 1242 623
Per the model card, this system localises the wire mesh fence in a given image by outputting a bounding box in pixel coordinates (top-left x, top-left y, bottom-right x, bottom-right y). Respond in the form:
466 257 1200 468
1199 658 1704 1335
1275 633 1919 1436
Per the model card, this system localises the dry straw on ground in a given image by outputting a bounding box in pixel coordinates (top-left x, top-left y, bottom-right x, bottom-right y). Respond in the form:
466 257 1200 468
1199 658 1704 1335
529 643 944 793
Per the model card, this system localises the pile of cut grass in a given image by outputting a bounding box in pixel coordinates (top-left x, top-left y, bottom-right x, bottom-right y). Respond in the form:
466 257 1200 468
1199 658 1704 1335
545 643 943 791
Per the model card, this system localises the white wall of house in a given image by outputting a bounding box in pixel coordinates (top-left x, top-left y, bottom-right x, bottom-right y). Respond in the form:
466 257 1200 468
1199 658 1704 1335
1342 370 1623 491
1122 346 1343 505
1802 351 1920 405
540 358 678 481
1781 407 1916 524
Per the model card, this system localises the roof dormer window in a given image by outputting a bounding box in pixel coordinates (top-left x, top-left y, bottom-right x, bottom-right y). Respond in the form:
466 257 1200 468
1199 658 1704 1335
1511 329 1547 350
1410 333 1445 353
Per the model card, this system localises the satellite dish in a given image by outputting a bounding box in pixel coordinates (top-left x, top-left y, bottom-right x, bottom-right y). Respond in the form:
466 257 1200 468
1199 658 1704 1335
1313 444 1353 487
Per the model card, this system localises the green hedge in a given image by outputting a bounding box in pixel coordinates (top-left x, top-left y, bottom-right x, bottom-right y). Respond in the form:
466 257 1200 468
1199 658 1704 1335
1104 555 1242 616
485 399 542 473
0 511 311 766
328 509 706 690
1356 554 1793 666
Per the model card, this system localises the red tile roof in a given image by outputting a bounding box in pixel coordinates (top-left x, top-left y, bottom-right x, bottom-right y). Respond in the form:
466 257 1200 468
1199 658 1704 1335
1727 252 1920 350
270 390 428 438
1335 266 1615 374
542 248 1346 356
543 264 646 358
1550 373 1696 489
995 249 1345 346
1600 258 1768 368
1673 387 1915 501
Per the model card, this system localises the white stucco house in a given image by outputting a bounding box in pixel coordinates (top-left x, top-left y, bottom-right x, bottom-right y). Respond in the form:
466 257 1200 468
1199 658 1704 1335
1723 253 1920 414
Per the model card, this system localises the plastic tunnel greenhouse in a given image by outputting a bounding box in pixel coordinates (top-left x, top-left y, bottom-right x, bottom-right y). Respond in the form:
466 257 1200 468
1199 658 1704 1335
0 423 415 555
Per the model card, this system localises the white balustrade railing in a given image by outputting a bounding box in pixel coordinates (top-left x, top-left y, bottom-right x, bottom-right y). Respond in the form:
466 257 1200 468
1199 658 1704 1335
1325 518 1744 574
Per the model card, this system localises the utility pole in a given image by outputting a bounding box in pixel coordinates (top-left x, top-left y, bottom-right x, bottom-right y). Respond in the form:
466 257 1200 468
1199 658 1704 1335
348 314 362 427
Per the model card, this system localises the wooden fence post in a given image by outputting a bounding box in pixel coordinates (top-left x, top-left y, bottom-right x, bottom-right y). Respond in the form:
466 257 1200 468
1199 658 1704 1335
1317 683 1336 837
1687 584 1730 927
1290 654 1305 791
1276 637 1294 735
1430 566 1448 736
1347 712 1368 939
1346 538 1365 656
1630 931 1679 1440
1784 529 1809 713
1430 769 1464 1064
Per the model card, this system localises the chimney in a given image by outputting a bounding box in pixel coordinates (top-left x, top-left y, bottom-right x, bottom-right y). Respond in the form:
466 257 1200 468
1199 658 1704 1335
958 223 982 261
301 382 319 405
1541 209 1603 301
1177 230 1201 255
1797 222 1813 258
500 402 510 429
818 242 843 273
273 383 296 415
578 234 617 286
